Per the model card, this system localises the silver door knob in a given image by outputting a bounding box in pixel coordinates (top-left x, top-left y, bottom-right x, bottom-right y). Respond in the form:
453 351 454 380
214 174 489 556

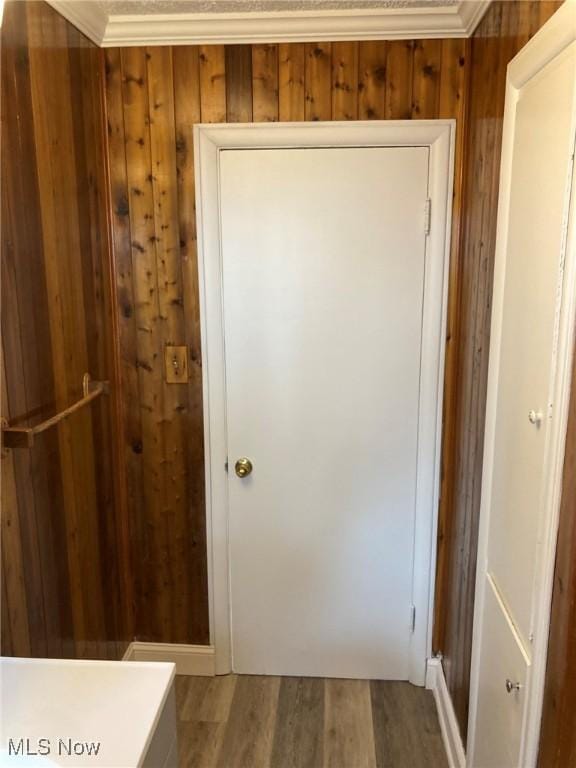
235 458 253 478
528 409 543 425
505 679 521 693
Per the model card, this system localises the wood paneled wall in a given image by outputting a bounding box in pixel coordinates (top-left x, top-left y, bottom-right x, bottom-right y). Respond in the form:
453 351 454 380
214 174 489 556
539 358 576 766
1 0 132 659
433 0 563 743
5 5 573 760
104 38 468 644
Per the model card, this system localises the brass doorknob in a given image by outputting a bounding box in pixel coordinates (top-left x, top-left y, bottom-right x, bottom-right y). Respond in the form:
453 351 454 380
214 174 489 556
505 679 521 694
235 458 253 478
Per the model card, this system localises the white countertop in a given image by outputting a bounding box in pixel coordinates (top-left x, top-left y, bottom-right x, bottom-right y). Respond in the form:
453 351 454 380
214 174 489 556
0 657 175 768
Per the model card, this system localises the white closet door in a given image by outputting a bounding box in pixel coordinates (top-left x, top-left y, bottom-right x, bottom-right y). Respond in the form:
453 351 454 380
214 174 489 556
487 44 576 647
470 38 576 768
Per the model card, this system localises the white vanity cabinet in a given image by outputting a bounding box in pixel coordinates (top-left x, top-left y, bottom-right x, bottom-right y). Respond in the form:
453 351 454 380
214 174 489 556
0 658 177 768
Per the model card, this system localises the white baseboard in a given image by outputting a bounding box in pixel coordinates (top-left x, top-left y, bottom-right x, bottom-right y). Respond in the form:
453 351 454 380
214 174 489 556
123 642 216 676
426 658 466 768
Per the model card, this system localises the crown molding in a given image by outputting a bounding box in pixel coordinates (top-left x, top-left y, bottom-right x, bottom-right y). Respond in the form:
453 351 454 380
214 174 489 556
46 1 491 47
46 1 109 44
457 0 491 37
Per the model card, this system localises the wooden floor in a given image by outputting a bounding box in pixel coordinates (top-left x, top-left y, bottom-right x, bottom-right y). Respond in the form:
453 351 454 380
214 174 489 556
175 675 447 768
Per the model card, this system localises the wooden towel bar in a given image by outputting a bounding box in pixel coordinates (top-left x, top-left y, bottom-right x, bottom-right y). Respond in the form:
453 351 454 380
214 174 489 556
1 373 109 449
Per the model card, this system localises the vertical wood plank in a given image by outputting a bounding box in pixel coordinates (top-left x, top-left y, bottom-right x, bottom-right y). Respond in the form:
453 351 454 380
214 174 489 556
0 454 32 656
412 39 442 119
538 0 563 27
121 45 171 641
358 41 387 120
104 46 142 651
146 45 192 641
385 41 414 119
331 42 359 120
1 558 13 656
539 356 576 767
438 39 467 123
305 43 332 121
69 28 126 659
199 45 226 123
1 0 62 660
433 37 469 656
28 0 107 659
225 45 253 122
252 44 279 122
279 43 305 121
0 351 31 657
173 45 210 644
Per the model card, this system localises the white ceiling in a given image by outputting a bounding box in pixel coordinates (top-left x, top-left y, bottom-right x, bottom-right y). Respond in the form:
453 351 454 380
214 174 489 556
47 0 490 47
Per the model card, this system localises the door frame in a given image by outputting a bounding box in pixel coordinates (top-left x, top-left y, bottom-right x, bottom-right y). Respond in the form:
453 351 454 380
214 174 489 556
467 3 576 765
194 121 455 683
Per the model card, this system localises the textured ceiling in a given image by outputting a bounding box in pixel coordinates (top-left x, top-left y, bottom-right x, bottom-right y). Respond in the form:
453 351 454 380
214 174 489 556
98 0 459 15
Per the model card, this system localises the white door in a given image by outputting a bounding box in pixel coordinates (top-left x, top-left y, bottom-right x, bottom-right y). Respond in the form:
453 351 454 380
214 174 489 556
219 146 432 680
469 36 576 767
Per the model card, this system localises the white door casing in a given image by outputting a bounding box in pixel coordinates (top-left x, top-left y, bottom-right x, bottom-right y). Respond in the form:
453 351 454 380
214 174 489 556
195 122 455 684
467 3 576 765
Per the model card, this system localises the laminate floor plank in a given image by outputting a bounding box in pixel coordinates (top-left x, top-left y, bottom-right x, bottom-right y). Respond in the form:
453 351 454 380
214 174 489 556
178 721 227 768
176 676 212 721
175 674 447 768
215 674 281 768
324 679 377 768
370 680 447 768
270 677 325 768
181 674 238 723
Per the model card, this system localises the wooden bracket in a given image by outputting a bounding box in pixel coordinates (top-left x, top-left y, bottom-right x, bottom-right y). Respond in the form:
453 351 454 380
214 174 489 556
1 373 109 450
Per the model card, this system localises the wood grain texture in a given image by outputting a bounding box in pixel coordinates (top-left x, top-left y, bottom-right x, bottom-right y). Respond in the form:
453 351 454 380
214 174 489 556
104 38 469 649
176 675 445 768
253 44 279 122
279 43 305 121
105 42 211 644
305 43 332 121
434 0 564 744
177 674 238 723
271 677 325 768
199 45 226 123
173 45 210 645
324 679 376 768
411 40 442 119
370 681 447 768
216 675 281 768
385 41 414 119
358 41 387 120
147 44 193 641
433 40 469 667
1 0 130 659
225 45 253 122
539 353 576 767
432 38 470 660
5 16 573 767
331 42 358 120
